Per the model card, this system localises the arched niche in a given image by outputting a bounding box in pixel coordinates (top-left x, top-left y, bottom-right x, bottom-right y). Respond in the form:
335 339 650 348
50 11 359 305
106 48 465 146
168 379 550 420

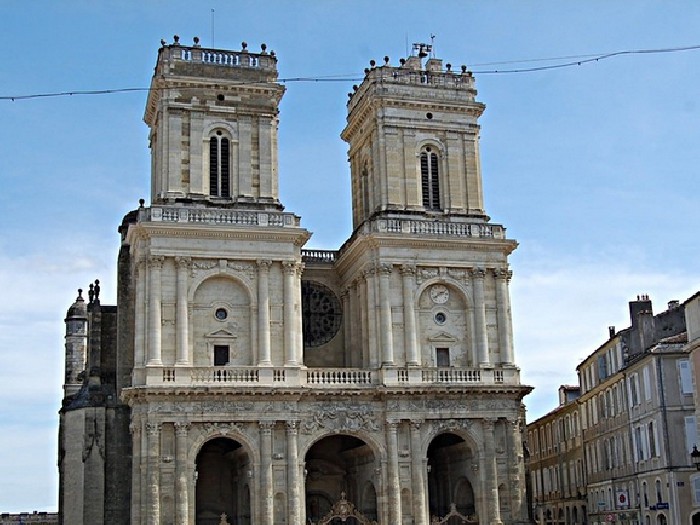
417 280 472 367
192 275 252 366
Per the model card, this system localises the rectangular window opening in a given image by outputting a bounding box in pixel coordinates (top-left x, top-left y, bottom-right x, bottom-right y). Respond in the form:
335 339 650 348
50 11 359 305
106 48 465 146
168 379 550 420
214 345 230 366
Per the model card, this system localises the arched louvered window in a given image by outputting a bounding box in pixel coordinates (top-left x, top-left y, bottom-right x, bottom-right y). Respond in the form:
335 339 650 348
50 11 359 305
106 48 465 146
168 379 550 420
420 146 440 209
209 131 230 197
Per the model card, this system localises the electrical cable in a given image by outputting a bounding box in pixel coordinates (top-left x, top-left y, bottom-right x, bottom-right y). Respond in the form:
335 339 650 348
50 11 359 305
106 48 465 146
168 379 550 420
1 43 699 101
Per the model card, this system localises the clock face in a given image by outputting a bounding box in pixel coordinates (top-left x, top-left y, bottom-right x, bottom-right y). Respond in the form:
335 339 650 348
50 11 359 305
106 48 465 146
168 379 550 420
430 284 449 304
301 281 342 348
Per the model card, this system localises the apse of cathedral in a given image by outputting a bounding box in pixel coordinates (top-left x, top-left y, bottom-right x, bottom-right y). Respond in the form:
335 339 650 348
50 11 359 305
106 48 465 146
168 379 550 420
58 37 532 525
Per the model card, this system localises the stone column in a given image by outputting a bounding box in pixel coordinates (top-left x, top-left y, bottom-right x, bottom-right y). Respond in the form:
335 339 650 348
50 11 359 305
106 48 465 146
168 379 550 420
147 256 164 366
364 268 379 368
286 421 301 524
482 419 501 525
386 421 401 523
410 420 428 525
135 258 146 366
259 421 274 525
471 268 489 366
282 262 297 365
175 257 190 365
401 265 418 366
257 260 272 366
175 423 189 525
378 264 395 365
494 268 514 365
146 422 161 525
130 421 142 525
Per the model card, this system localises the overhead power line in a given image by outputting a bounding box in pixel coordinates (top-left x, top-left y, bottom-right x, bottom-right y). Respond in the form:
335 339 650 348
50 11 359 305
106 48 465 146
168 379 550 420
1 43 699 102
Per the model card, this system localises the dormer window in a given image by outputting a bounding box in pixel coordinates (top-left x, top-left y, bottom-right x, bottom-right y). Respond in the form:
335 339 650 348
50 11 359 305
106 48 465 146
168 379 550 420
420 146 440 209
209 130 230 198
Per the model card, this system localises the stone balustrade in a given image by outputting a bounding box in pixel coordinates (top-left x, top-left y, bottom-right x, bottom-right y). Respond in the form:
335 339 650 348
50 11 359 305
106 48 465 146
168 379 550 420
144 365 519 387
306 368 372 385
302 249 338 263
140 206 300 228
374 218 504 239
165 43 278 72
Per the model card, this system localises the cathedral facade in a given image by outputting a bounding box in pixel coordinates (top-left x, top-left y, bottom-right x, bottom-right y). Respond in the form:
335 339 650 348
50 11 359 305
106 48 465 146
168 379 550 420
58 38 531 525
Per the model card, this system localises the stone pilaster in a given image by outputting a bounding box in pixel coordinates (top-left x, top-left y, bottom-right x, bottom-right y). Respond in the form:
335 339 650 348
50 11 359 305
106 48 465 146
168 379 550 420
378 264 395 365
146 422 161 525
147 256 164 366
130 421 142 525
482 419 501 525
295 264 305 364
494 268 514 365
470 268 489 366
174 423 189 525
410 420 428 525
175 257 190 365
401 265 418 366
257 260 272 366
286 421 301 524
358 276 369 367
386 421 401 523
259 421 274 525
135 258 146 366
363 268 379 368
507 418 525 521
283 262 298 365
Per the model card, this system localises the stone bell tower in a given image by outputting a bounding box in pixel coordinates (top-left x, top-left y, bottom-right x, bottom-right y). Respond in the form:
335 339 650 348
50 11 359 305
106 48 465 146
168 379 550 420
145 36 285 209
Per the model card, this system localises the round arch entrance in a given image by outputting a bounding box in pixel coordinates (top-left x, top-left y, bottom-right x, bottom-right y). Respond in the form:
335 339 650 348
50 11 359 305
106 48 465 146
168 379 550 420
195 437 251 525
427 432 478 524
305 434 378 524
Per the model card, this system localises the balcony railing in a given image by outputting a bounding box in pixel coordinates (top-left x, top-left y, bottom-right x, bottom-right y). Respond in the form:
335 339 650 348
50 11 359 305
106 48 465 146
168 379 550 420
141 366 519 387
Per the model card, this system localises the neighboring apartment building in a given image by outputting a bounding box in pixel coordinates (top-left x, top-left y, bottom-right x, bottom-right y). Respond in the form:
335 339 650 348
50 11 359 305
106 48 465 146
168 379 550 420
527 386 587 524
528 294 699 525
58 39 532 524
686 292 700 524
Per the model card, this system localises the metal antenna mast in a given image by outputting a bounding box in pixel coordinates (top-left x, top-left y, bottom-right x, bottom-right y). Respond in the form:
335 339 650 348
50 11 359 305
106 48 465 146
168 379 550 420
211 8 215 48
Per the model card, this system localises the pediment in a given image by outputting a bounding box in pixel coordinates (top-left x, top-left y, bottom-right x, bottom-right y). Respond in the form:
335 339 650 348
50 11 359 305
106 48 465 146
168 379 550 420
428 331 457 343
206 329 237 338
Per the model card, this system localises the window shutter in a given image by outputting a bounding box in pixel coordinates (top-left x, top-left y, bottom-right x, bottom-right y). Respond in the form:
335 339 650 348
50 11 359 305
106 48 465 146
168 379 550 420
679 359 693 394
209 137 218 195
220 137 230 197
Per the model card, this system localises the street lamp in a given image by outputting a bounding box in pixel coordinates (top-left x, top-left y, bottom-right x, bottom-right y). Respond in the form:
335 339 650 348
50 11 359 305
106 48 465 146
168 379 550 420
691 445 700 470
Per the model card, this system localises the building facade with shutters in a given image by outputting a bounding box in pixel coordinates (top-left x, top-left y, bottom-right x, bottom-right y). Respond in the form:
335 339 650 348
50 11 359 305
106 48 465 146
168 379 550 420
527 295 700 525
58 38 532 525
526 386 587 525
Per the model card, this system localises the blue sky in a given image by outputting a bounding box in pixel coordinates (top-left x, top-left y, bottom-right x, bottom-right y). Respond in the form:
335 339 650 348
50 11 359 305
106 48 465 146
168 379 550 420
1 0 700 512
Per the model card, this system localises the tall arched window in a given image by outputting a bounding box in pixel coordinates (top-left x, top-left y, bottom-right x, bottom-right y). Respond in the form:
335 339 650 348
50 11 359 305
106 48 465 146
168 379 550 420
209 130 230 197
420 146 440 209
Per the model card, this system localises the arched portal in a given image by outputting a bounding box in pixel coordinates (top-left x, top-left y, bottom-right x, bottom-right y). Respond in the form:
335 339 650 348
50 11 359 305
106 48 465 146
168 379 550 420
305 434 377 523
427 432 478 524
195 437 251 525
